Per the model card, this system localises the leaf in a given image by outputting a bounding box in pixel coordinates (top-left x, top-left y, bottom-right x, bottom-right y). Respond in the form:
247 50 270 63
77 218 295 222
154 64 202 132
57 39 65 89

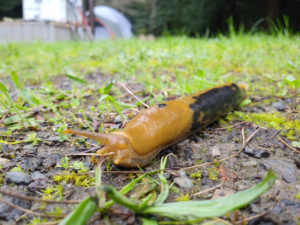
10 71 21 89
284 75 296 83
59 197 98 225
103 82 114 93
101 185 139 212
239 99 251 107
66 68 88 85
141 170 276 220
141 217 159 225
0 82 11 103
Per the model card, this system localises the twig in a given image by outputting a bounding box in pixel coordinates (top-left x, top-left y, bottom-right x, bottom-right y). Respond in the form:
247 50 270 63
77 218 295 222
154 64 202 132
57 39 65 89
35 221 62 225
234 205 275 225
0 114 7 124
116 81 149 108
181 127 261 170
215 121 251 130
0 198 65 218
276 135 300 154
189 183 223 197
0 189 81 204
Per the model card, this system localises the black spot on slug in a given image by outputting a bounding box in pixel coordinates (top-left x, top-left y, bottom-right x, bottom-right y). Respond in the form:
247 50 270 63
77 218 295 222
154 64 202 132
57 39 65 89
157 104 167 108
189 83 245 131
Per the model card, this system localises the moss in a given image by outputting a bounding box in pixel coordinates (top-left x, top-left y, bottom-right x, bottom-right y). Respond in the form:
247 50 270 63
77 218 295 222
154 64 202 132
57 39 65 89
208 167 219 181
190 172 202 181
225 111 300 141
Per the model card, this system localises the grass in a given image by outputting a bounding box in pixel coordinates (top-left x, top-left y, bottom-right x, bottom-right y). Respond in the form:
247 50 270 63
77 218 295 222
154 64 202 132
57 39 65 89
0 32 299 224
1 34 299 97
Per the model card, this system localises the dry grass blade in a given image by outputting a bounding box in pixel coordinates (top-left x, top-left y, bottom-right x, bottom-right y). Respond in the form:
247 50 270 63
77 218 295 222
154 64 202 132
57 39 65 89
0 198 65 218
234 205 275 225
116 81 149 108
276 135 300 154
189 183 223 197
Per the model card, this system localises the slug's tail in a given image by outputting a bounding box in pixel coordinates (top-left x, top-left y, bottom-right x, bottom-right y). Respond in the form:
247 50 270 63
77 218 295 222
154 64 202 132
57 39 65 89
63 129 110 145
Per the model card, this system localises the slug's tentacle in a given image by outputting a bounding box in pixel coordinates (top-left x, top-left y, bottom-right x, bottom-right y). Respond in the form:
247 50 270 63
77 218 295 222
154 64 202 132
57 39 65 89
63 129 111 145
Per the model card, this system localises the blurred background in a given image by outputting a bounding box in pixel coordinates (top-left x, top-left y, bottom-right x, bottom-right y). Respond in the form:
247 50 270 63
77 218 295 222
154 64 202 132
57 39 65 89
0 0 300 42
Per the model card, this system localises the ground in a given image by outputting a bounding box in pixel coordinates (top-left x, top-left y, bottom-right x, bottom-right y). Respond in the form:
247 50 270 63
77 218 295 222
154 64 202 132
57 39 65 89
0 33 300 224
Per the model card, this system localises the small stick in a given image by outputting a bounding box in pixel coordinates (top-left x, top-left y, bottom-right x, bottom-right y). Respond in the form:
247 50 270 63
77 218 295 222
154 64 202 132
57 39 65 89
276 135 300 154
52 170 147 175
116 81 149 108
189 183 223 197
234 205 275 225
215 121 251 130
0 189 80 204
0 198 65 218
181 127 260 170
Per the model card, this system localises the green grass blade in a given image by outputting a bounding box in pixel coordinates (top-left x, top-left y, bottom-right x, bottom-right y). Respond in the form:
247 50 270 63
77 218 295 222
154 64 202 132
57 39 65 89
155 157 169 205
10 70 21 89
104 169 161 208
141 217 159 225
141 170 276 220
101 185 139 212
59 197 98 225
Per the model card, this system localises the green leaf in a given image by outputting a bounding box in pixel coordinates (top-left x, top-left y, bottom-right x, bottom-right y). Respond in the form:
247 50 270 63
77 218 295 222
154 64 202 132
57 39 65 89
101 185 139 212
141 217 159 225
285 75 296 83
141 170 276 220
0 82 11 103
10 70 21 89
66 68 88 85
59 197 98 225
239 99 251 107
103 82 114 93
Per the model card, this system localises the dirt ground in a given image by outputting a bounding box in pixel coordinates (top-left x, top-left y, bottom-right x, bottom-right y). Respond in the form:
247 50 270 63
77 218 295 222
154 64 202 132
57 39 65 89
1 75 300 225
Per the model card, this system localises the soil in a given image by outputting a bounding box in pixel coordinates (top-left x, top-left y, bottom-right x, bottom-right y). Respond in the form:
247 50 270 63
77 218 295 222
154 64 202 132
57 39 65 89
0 75 300 225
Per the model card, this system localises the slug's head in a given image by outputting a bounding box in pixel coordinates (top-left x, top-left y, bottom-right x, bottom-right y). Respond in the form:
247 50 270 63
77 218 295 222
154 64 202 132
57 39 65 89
63 129 134 166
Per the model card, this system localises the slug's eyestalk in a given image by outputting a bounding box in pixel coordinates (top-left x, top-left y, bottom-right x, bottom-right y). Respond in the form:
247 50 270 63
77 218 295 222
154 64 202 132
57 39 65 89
63 129 134 166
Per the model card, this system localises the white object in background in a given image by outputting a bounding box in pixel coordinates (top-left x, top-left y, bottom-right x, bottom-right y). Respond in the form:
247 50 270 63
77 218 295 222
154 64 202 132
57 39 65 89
23 0 82 23
94 6 132 39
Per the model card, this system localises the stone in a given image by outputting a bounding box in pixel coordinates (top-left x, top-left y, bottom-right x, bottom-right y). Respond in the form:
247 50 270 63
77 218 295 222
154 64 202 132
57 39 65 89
272 102 287 111
244 147 270 158
184 148 193 160
211 189 235 199
166 154 178 168
0 196 31 221
113 114 126 124
174 170 193 189
0 158 10 166
2 162 15 169
6 171 32 184
244 160 258 167
282 174 297 183
111 124 122 130
31 171 46 180
210 146 220 158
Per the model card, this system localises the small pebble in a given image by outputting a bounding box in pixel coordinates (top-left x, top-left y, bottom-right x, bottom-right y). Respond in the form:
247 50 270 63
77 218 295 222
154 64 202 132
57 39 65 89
174 170 193 189
184 148 193 160
244 147 270 158
282 174 297 183
212 189 235 199
113 114 126 124
166 154 178 168
0 196 31 221
0 158 10 166
31 171 46 180
6 171 32 184
210 146 220 158
272 102 287 111
111 124 122 130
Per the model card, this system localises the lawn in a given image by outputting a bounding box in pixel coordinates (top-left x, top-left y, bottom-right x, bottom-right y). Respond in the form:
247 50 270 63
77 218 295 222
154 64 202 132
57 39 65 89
0 33 299 224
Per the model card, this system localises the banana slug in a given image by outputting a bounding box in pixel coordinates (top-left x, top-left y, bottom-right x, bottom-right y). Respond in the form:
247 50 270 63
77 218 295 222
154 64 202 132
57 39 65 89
63 83 246 167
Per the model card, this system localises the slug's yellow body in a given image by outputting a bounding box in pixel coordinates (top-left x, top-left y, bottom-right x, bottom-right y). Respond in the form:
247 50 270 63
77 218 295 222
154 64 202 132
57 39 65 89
64 83 246 167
